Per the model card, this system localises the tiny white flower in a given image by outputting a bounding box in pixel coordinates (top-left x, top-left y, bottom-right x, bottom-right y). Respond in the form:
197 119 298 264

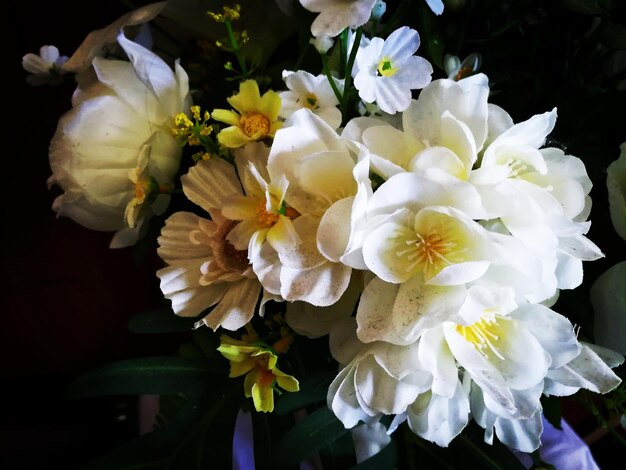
22 45 68 86
299 0 378 37
279 70 343 129
309 35 334 54
354 26 433 114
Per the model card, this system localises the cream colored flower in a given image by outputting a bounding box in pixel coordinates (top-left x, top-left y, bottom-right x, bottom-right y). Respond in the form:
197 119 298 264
157 145 279 331
48 33 190 248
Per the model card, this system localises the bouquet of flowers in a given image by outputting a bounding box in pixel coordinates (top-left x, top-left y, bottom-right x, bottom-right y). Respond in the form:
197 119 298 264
23 0 625 468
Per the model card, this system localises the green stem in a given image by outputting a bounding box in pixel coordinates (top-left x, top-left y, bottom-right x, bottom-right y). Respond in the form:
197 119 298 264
321 53 343 104
339 29 348 76
341 28 362 124
225 20 248 78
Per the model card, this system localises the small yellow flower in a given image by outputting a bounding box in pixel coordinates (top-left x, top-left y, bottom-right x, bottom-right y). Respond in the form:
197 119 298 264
212 80 282 149
207 4 241 23
171 107 213 148
217 333 299 412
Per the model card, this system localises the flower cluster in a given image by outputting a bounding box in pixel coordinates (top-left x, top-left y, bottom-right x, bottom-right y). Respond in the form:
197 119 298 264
25 0 624 463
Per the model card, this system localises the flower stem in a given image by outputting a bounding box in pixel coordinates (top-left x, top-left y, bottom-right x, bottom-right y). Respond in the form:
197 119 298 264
225 20 248 78
321 53 343 104
341 28 362 125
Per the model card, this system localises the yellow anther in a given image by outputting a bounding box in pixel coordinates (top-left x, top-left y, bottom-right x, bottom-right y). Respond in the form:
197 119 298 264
241 112 271 138
191 105 201 121
208 4 241 23
377 56 398 77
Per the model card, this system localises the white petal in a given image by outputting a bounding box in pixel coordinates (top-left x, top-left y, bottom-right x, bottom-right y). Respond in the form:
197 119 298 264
511 304 580 369
317 197 354 262
181 158 243 214
355 355 421 414
279 259 352 306
419 328 460 399
407 381 470 447
199 278 260 331
157 265 226 318
286 272 360 339
546 343 623 394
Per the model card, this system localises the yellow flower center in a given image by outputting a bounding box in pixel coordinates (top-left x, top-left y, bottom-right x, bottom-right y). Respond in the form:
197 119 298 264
505 158 532 179
302 92 319 110
241 112 271 138
455 314 505 360
397 219 467 280
377 56 398 77
256 200 280 228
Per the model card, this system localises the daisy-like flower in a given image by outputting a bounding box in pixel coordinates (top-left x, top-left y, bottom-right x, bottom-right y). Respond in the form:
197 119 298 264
156 154 265 331
279 70 343 130
354 26 433 115
299 0 378 38
48 32 190 248
22 45 68 86
218 333 299 413
212 80 282 149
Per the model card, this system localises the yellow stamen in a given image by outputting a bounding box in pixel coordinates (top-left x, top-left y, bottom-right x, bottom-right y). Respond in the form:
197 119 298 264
377 56 398 77
256 200 280 228
302 92 319 110
241 112 271 138
396 220 466 280
455 315 506 360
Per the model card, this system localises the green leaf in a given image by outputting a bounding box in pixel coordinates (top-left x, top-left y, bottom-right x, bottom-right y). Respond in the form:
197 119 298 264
128 308 197 334
591 261 626 355
83 384 243 470
272 407 351 468
66 357 224 397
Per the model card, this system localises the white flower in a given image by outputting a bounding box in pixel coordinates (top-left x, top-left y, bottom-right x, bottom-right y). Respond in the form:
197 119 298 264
309 35 334 54
419 286 582 419
279 70 343 129
48 33 190 248
251 108 357 306
347 74 491 189
327 318 431 428
471 109 604 293
299 0 378 37
470 382 544 453
405 378 471 447
22 45 68 85
425 0 444 15
353 26 433 114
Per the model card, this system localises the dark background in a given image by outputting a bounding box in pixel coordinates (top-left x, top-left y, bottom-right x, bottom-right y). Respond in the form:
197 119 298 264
2 2 184 468
3 1 625 469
